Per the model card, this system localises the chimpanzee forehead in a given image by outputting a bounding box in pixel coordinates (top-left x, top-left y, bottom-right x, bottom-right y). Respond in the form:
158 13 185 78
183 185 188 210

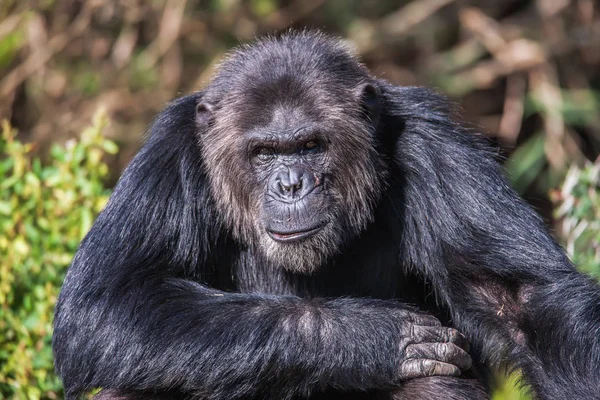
230 88 326 135
246 106 320 136
206 33 370 135
211 32 368 101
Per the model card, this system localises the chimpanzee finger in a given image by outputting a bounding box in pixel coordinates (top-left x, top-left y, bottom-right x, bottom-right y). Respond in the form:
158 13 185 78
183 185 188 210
405 342 472 372
398 359 461 380
411 326 470 352
405 312 442 327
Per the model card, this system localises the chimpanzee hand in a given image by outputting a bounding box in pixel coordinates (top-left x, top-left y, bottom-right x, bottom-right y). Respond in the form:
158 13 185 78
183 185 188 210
393 311 472 381
329 299 472 388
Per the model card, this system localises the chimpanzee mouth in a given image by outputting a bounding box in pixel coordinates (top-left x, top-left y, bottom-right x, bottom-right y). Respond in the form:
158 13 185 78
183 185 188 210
267 223 327 243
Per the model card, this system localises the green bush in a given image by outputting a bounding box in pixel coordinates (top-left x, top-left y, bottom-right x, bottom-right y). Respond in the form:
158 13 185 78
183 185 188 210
552 162 600 278
0 112 117 399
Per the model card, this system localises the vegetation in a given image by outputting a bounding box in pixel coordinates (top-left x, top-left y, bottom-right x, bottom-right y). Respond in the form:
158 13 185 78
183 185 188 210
0 113 117 399
0 0 598 399
552 162 600 278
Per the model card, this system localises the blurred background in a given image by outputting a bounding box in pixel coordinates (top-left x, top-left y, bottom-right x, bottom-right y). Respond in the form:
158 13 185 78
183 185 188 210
0 0 599 399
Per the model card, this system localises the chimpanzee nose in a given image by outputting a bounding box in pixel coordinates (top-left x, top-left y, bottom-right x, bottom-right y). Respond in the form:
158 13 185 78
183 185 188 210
270 167 320 201
277 168 304 196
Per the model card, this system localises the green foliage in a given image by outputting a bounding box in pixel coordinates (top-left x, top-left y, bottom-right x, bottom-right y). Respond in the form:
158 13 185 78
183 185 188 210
505 88 600 197
0 112 117 399
525 89 600 128
492 373 531 400
0 30 24 68
250 0 277 17
505 132 547 194
552 162 600 278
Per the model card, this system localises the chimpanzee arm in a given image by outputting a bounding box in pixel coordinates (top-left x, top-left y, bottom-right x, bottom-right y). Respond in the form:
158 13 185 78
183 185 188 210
53 94 471 400
56 276 460 399
385 84 600 398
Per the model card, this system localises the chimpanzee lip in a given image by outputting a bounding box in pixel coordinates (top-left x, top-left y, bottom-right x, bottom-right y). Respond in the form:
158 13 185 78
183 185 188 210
267 223 327 243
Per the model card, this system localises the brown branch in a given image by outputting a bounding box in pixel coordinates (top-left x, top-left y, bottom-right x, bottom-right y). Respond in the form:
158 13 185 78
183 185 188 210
0 1 100 98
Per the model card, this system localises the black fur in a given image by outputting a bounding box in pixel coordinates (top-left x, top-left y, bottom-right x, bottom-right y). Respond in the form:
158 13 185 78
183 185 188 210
53 31 600 400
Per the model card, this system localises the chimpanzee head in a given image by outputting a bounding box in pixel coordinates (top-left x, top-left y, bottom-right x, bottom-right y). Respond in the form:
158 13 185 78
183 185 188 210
197 32 386 273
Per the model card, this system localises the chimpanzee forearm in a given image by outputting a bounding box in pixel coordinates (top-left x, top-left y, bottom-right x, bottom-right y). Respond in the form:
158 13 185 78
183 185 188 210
54 278 470 399
517 272 600 398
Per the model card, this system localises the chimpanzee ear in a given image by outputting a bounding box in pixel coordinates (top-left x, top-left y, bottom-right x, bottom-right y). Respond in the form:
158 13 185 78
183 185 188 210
356 83 381 125
195 101 215 130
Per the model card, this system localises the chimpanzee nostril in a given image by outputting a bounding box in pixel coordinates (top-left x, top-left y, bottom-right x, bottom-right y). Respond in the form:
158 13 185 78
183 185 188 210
290 178 303 194
279 181 290 192
279 179 302 194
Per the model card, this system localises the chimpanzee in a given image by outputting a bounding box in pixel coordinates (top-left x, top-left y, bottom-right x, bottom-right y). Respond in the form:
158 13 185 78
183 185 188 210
53 31 600 400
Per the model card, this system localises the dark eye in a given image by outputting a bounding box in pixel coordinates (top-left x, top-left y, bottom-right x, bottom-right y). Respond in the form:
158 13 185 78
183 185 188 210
302 140 320 152
254 147 275 162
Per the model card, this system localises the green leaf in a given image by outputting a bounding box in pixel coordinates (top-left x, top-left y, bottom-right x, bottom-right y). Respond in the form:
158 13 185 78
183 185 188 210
505 133 547 194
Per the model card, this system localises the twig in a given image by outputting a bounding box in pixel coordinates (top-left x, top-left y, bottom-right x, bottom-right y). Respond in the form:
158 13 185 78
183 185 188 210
498 74 526 145
350 0 456 53
137 0 188 69
0 1 100 98
380 0 456 37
